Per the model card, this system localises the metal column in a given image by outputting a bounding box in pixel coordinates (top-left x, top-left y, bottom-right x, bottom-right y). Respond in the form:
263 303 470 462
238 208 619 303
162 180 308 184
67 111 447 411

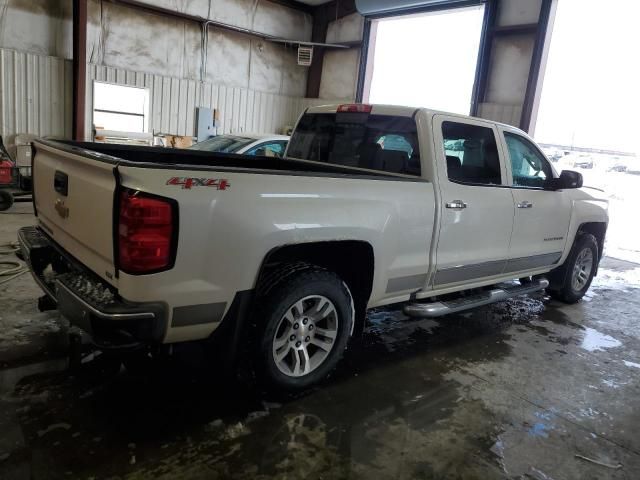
72 0 87 141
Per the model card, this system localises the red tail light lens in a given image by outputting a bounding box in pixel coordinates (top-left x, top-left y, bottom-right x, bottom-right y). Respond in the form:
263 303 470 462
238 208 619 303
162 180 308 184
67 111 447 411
118 190 176 273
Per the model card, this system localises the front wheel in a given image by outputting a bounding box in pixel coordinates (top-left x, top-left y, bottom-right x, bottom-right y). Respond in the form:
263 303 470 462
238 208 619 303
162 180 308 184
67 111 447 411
549 233 598 303
255 267 354 392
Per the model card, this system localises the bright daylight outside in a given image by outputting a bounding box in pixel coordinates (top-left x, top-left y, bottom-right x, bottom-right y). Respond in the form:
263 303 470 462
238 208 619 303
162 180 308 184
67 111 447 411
93 82 149 133
367 5 485 114
534 0 640 264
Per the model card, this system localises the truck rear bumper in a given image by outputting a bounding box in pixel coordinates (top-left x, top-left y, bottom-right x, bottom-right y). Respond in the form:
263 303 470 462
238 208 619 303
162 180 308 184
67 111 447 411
18 225 167 350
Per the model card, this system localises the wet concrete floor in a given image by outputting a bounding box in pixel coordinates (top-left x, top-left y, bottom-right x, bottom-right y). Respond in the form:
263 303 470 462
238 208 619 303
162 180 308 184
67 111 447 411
1 203 639 479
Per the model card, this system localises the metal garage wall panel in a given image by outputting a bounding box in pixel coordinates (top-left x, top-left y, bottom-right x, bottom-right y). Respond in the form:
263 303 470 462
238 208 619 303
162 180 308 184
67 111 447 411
84 63 332 139
0 48 72 144
1 48 349 147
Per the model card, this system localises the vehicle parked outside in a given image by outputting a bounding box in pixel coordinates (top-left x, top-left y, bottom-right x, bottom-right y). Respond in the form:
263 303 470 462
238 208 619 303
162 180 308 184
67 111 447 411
573 156 594 169
607 161 628 172
189 133 289 157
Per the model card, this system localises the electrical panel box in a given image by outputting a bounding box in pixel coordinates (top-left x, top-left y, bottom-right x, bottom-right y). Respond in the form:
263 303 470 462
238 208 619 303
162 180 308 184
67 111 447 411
196 107 216 142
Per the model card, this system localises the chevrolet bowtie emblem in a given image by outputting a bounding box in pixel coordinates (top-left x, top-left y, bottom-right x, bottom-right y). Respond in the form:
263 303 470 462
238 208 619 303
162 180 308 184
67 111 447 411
55 199 69 219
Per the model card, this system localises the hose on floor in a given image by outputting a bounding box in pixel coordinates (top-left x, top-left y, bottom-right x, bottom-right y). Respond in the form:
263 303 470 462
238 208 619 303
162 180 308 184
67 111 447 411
0 242 28 286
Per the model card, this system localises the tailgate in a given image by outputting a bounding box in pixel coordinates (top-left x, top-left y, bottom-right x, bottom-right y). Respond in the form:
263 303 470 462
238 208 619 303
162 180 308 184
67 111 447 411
33 141 118 286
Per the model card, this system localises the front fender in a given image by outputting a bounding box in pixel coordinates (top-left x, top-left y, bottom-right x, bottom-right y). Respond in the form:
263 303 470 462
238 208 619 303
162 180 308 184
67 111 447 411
558 188 608 266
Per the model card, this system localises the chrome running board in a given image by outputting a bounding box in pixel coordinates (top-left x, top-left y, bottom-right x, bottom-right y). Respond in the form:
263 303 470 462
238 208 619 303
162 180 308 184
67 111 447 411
404 278 549 318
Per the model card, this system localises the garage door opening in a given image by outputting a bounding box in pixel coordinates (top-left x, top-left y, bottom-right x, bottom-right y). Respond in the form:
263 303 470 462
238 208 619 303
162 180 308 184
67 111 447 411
533 0 640 264
362 5 485 115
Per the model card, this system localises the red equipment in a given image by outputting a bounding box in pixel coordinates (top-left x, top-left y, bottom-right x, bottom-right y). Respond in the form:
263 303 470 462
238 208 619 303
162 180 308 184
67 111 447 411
0 136 32 211
0 160 13 185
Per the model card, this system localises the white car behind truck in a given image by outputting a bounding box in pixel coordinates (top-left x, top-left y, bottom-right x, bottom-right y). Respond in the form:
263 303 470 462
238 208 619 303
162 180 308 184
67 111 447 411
188 133 289 157
19 104 608 391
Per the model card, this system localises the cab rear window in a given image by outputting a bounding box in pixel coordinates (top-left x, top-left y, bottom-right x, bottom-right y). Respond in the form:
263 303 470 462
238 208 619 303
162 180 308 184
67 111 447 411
287 113 421 176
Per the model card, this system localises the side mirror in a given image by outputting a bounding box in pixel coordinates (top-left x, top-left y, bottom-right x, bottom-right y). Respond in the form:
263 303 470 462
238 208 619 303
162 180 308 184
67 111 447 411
547 170 583 190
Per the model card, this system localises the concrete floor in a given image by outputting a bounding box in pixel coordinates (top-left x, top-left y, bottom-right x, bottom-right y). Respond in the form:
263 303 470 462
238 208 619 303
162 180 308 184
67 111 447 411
1 202 639 479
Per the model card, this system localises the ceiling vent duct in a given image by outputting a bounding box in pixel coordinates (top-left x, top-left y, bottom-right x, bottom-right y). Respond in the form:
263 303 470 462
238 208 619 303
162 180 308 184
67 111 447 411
297 45 313 66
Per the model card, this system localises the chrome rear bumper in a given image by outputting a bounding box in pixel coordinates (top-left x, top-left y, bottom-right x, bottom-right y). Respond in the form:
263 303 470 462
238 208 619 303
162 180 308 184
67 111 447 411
18 226 166 350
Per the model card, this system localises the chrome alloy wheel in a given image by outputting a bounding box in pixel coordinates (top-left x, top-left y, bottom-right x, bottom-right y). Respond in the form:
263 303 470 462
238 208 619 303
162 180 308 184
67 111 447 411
572 247 594 291
272 295 339 377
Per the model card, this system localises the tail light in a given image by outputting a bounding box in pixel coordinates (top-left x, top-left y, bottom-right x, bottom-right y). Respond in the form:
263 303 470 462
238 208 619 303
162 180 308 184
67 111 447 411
337 104 372 113
118 190 177 274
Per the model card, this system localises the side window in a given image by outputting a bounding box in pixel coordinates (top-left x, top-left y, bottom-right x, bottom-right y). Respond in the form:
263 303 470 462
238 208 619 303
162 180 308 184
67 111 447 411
442 121 502 185
247 142 286 157
504 133 551 188
376 134 414 157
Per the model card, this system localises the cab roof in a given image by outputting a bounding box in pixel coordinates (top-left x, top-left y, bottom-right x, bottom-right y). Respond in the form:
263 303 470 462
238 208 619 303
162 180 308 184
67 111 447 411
304 103 526 134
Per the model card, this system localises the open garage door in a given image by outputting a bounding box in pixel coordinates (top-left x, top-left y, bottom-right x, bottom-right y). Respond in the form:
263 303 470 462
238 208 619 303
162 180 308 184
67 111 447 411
355 0 558 132
360 4 485 114
355 0 482 17
533 0 640 265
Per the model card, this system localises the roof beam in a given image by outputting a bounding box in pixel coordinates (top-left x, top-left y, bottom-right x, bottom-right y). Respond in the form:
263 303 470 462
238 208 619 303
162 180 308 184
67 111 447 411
267 0 314 14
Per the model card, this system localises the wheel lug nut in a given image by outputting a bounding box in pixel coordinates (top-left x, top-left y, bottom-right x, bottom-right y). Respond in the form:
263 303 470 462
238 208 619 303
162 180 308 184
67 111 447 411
290 335 296 341
309 325 314 330
305 336 310 342
296 341 301 347
293 323 299 329
303 318 308 325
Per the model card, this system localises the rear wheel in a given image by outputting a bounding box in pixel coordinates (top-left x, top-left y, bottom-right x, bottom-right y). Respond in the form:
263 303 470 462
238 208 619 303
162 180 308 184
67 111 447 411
549 234 598 303
0 190 13 211
255 267 353 392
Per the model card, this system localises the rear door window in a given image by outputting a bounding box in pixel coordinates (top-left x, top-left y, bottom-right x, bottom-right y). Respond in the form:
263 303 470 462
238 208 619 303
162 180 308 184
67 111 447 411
442 121 502 185
287 113 421 176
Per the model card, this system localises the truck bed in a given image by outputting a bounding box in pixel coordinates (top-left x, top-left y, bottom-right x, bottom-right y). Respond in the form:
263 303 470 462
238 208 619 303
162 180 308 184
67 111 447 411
45 140 416 180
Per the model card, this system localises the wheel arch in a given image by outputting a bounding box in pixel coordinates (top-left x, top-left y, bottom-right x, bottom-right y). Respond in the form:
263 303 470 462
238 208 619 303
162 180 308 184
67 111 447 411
255 240 375 335
549 222 605 291
577 222 607 271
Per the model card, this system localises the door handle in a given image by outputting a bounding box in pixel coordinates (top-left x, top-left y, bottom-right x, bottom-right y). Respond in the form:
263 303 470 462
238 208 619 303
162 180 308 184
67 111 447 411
445 200 467 210
517 201 533 209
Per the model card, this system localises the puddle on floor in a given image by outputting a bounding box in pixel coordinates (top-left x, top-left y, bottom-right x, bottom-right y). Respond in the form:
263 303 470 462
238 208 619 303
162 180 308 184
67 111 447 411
580 327 622 352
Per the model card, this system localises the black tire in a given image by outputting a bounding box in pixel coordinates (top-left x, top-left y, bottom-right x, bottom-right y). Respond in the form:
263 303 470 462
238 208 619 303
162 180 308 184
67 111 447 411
549 233 598 303
0 190 13 211
254 267 354 392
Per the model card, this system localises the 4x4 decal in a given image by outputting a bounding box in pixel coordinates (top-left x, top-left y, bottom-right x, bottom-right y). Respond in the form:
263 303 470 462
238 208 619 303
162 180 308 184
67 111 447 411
166 177 230 190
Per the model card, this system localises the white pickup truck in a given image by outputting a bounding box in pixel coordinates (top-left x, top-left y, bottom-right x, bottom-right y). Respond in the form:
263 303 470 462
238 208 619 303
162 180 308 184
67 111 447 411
19 104 608 391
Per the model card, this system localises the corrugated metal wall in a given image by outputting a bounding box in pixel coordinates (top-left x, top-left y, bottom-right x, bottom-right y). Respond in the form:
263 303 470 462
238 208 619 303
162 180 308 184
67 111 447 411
0 47 344 146
0 48 73 144
87 64 338 139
